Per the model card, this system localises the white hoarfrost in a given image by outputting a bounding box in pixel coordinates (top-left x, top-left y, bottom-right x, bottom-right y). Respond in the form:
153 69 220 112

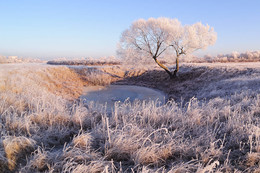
118 17 217 69
0 62 260 172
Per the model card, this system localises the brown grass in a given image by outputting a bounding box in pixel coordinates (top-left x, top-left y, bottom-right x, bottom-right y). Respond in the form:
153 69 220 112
3 136 36 171
72 133 93 150
33 67 85 100
133 143 173 166
0 66 85 100
247 152 260 167
0 63 260 172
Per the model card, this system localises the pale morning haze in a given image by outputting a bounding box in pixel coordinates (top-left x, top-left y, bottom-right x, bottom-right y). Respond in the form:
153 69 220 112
1 1 260 172
0 0 259 59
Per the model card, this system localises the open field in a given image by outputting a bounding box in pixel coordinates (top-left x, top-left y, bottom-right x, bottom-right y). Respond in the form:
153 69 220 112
0 62 260 172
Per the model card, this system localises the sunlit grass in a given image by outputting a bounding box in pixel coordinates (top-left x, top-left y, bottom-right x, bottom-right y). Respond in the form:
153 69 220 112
0 63 259 172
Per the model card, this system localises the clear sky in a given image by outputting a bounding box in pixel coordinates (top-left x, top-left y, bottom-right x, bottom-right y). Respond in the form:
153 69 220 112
0 0 259 59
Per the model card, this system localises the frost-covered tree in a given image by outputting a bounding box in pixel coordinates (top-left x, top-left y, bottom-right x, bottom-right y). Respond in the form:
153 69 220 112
118 18 176 76
169 22 217 76
118 17 217 78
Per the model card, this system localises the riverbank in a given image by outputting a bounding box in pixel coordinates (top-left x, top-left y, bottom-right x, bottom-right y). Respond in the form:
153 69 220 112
73 62 260 103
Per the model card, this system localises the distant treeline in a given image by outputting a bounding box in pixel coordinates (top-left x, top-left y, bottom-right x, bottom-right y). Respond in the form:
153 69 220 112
182 50 260 63
47 60 121 66
44 50 260 66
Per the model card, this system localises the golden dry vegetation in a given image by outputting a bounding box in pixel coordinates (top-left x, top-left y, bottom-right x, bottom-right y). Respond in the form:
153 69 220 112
0 63 259 172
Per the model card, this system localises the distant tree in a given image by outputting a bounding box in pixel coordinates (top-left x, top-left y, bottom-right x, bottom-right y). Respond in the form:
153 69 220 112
118 17 217 78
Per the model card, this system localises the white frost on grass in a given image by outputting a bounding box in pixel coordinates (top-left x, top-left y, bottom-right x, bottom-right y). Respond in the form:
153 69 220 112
0 62 259 172
167 62 260 102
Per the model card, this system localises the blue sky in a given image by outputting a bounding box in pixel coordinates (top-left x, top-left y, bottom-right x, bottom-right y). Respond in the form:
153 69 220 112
0 0 259 59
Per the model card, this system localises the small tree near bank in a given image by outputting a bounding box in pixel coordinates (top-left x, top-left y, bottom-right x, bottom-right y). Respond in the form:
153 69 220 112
169 22 217 76
118 17 217 78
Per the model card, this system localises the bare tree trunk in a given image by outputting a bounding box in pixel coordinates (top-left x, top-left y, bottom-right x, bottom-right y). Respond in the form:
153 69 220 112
153 57 173 78
173 56 179 77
